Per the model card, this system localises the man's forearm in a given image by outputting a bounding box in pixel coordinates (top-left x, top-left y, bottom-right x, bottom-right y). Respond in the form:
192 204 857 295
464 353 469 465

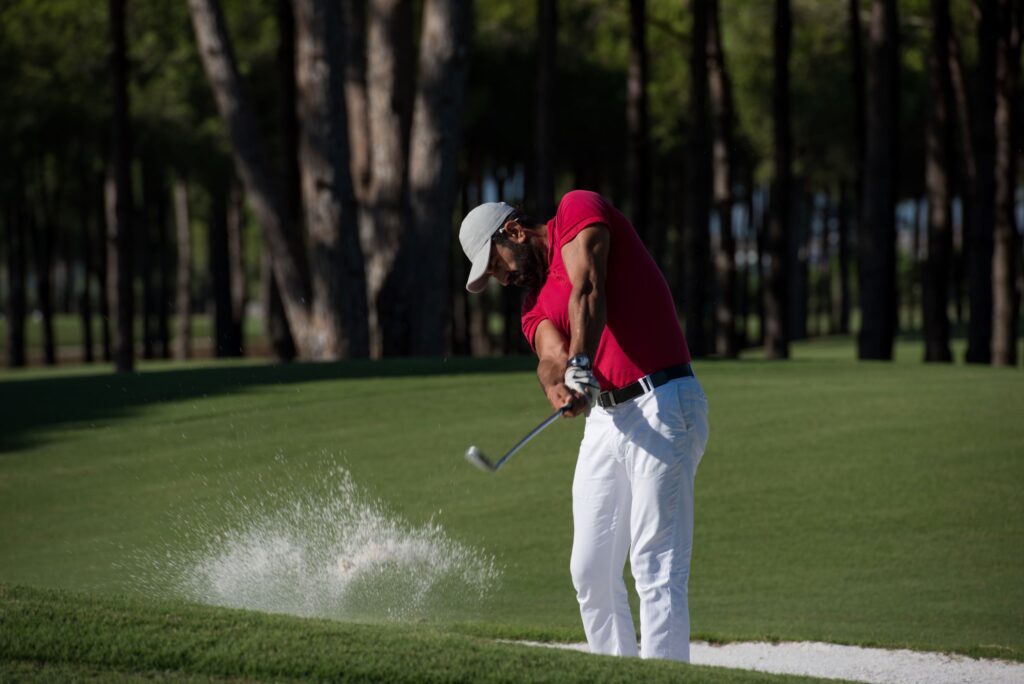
537 356 565 395
567 285 606 359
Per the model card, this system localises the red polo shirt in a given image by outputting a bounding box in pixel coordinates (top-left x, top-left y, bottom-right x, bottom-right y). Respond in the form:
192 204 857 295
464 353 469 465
521 190 692 391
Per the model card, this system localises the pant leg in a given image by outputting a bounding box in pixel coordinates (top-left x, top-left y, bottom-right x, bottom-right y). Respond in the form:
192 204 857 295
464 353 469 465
626 377 709 662
570 411 638 657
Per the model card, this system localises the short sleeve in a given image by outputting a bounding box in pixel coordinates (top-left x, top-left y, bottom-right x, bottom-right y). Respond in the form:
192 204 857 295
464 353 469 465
554 190 613 249
521 292 545 352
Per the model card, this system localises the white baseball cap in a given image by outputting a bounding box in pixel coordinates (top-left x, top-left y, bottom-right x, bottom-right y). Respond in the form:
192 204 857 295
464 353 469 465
459 201 516 293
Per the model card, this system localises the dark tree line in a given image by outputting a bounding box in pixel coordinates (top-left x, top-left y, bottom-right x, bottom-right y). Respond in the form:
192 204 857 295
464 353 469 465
1 0 1021 371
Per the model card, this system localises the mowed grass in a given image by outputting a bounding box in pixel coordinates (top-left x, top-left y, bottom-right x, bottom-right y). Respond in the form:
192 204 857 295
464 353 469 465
0 337 1022 664
0 584 831 683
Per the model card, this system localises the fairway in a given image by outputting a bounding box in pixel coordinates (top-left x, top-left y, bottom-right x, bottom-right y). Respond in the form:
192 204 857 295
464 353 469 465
1 338 1022 669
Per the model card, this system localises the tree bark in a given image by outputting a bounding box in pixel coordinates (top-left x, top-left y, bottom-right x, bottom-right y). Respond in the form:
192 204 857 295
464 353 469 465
78 179 95 363
764 0 791 359
228 182 246 355
209 183 240 357
261 253 296 361
5 201 27 367
188 0 318 356
272 0 300 361
948 29 974 330
708 0 737 358
172 174 192 360
109 0 134 373
30 206 56 366
140 161 159 359
684 0 712 358
923 0 954 362
836 183 852 334
849 0 866 247
628 0 651 249
341 0 371 205
96 175 111 362
991 0 1021 366
294 0 370 359
364 0 415 357
858 0 899 360
965 0 997 363
408 0 471 356
536 0 557 220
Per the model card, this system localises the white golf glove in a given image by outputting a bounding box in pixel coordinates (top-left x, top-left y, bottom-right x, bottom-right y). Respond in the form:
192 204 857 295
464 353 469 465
564 365 600 413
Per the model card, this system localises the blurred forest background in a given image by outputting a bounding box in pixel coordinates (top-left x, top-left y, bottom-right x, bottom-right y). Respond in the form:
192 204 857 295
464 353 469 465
0 0 1021 371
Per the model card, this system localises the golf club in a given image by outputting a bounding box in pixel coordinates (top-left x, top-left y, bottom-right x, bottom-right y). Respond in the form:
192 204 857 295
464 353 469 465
464 403 573 473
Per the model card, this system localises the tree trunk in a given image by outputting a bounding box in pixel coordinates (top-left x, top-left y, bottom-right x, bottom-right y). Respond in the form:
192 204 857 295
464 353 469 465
836 183 852 334
341 0 371 205
965 0 997 363
849 0 866 250
708 0 737 358
535 0 557 220
140 162 159 359
294 0 370 359
408 0 471 356
991 0 1021 366
261 253 296 361
155 169 171 358
948 28 974 330
109 0 134 373
172 174 192 360
188 0 318 356
5 201 27 367
209 183 239 357
684 0 711 358
628 0 650 249
764 0 791 359
272 0 300 361
364 0 415 357
923 0 954 363
96 176 111 362
79 193 95 364
228 182 246 355
858 0 899 360
31 208 56 366
787 189 808 342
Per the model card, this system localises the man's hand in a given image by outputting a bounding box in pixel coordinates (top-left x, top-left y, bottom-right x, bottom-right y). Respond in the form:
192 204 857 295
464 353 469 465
545 382 590 417
564 365 600 415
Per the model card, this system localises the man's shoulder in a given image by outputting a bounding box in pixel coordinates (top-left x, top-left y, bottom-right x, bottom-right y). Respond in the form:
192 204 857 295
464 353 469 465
556 189 606 214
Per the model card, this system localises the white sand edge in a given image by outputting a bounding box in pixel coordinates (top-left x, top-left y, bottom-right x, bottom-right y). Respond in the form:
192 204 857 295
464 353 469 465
509 639 1024 684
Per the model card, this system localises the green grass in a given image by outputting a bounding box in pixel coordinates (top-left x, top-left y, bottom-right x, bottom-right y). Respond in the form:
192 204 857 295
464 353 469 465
0 338 1022 667
0 584 836 683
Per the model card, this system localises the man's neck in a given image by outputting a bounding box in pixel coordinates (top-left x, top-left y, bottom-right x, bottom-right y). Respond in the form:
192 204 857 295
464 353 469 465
533 222 549 253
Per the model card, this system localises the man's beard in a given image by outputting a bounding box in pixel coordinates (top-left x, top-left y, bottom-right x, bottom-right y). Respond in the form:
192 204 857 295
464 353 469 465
507 240 548 293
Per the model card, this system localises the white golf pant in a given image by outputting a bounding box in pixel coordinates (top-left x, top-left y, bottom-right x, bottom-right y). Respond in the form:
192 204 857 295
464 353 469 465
570 375 709 662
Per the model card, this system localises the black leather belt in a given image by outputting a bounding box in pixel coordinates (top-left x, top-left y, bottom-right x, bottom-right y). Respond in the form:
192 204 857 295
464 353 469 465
597 363 694 409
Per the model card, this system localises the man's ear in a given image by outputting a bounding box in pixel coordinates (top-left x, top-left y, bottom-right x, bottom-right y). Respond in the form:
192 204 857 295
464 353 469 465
503 219 529 243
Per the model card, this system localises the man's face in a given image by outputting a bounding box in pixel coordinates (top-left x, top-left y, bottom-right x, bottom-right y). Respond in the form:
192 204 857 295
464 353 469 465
487 223 547 292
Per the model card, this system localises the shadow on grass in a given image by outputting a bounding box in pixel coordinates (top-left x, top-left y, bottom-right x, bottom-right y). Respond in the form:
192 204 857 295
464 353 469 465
0 356 536 453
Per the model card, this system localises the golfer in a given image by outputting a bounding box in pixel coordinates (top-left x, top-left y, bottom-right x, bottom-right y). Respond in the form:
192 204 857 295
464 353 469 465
459 190 709 661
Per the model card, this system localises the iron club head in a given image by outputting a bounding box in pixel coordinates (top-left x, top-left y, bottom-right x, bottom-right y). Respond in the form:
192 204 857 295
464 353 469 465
464 445 497 473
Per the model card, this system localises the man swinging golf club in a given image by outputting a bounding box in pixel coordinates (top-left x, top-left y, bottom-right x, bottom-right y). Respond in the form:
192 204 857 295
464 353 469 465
459 190 709 662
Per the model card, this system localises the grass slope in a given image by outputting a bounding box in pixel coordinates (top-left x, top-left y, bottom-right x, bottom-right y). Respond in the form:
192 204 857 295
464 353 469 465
0 339 1021 662
0 584 837 683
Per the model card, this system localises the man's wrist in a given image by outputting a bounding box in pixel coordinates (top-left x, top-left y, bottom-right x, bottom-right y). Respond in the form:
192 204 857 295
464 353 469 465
567 353 592 370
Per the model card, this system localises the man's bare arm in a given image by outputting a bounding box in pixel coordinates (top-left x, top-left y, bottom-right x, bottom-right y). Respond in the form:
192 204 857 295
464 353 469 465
534 320 588 415
562 224 610 359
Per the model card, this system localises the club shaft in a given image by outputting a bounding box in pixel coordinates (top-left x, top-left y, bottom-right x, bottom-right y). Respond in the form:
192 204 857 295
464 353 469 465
492 405 568 470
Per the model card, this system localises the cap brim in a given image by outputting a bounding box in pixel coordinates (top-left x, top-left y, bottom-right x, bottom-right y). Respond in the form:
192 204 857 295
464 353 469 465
465 241 491 293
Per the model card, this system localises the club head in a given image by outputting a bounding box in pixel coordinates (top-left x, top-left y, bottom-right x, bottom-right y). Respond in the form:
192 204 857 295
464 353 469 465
464 445 496 473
